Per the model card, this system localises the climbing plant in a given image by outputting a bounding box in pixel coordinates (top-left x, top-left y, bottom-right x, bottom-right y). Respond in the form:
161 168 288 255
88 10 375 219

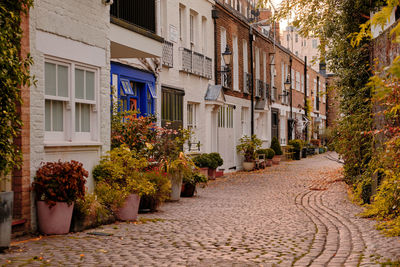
0 1 33 177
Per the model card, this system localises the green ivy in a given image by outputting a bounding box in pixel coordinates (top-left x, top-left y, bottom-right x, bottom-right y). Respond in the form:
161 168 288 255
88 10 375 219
0 1 33 177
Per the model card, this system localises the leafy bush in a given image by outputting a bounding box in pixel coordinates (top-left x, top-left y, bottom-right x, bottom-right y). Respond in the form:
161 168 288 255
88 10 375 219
270 137 282 156
288 139 304 151
142 169 171 204
208 153 224 169
192 154 210 168
183 172 208 186
256 149 275 159
73 193 112 228
93 146 155 211
236 135 262 162
33 161 88 207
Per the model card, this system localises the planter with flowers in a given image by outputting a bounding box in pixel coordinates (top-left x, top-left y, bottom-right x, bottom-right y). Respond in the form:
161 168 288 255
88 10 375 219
236 135 262 171
139 168 170 212
270 137 283 164
93 146 155 221
33 160 87 235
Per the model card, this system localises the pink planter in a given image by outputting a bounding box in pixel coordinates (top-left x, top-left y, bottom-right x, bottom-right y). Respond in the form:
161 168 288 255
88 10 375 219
266 159 273 167
216 170 224 178
272 155 281 165
37 201 74 235
116 194 141 221
208 168 216 180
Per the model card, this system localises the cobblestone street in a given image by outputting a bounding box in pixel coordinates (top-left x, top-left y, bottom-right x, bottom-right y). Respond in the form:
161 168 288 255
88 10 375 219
1 153 400 266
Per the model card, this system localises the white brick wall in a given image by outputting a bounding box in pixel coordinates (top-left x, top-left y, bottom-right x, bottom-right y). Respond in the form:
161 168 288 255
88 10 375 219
29 0 111 223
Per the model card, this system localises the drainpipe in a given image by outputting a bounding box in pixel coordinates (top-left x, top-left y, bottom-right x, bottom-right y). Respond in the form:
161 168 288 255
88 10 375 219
304 56 308 141
288 56 293 141
250 27 254 137
212 9 218 86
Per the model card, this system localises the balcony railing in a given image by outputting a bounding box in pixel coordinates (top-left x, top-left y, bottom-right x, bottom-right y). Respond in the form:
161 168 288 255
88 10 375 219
180 48 212 79
162 41 173 68
244 73 251 94
271 86 277 101
265 83 270 100
110 0 156 33
256 79 264 98
192 52 204 76
204 57 212 79
181 48 192 73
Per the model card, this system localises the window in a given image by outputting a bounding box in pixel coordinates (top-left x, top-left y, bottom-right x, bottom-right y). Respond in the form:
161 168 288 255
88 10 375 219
241 107 248 136
255 47 260 80
295 34 298 43
190 13 194 44
220 27 227 86
312 39 318 49
233 35 239 91
187 103 198 129
202 17 207 54
243 39 248 91
179 6 184 40
307 74 310 96
218 105 234 128
301 75 304 93
296 72 300 91
44 59 98 142
161 87 184 128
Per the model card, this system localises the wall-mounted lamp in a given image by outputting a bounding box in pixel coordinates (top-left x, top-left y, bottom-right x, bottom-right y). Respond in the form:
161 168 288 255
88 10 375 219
217 45 232 87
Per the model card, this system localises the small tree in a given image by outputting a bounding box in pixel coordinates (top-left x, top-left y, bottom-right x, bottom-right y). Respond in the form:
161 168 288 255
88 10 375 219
270 137 283 156
236 135 262 162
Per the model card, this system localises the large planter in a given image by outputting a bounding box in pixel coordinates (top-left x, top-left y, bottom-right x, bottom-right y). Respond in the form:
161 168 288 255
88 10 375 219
266 159 273 167
216 170 224 178
139 195 161 213
170 173 183 201
117 193 141 221
181 183 196 197
208 168 216 180
0 191 13 251
293 150 301 160
242 161 255 171
37 201 74 235
272 155 281 165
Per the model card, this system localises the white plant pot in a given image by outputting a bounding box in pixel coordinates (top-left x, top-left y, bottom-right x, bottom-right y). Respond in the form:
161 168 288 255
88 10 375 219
242 162 255 171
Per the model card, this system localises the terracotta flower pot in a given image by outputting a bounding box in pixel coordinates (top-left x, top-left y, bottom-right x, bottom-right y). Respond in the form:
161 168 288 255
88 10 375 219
242 161 255 171
198 167 209 177
117 194 141 221
266 159 273 167
208 168 216 180
181 183 196 197
37 201 74 235
139 195 161 213
272 155 281 165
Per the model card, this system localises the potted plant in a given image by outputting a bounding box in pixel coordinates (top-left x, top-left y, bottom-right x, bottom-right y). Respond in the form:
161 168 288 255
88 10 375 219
207 153 224 179
181 172 208 197
236 135 262 171
167 152 196 201
139 168 171 212
257 148 275 167
0 173 13 251
93 146 155 221
33 160 87 234
288 139 304 160
270 137 283 164
192 154 211 177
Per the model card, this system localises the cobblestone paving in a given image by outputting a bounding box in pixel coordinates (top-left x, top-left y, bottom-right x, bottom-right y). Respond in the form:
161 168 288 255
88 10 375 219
1 153 400 266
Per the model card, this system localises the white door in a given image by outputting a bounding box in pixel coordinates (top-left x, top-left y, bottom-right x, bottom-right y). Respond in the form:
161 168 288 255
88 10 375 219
217 105 235 170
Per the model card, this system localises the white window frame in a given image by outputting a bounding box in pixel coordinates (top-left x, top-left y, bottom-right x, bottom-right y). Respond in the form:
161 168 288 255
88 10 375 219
187 102 198 129
220 27 227 85
243 39 248 91
233 35 239 91
44 56 99 144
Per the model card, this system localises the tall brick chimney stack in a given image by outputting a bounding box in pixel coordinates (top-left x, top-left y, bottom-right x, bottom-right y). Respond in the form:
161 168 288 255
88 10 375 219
258 8 281 44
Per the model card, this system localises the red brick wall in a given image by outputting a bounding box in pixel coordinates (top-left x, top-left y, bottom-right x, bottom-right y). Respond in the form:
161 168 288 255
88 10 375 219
12 10 31 234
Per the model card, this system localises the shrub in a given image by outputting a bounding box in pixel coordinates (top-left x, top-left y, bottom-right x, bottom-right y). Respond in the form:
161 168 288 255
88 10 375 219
142 169 171 204
288 139 304 151
33 161 88 207
73 193 112 229
192 154 210 168
93 146 155 211
208 153 224 169
270 137 283 156
183 172 208 186
236 135 262 162
257 149 275 160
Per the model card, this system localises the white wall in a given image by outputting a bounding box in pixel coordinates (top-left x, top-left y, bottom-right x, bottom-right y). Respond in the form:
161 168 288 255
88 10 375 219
30 0 110 202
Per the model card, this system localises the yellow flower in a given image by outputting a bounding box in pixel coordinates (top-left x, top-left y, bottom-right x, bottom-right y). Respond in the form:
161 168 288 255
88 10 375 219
145 143 154 150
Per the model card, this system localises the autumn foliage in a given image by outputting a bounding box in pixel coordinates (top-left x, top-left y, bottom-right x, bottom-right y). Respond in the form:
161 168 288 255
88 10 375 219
33 161 88 207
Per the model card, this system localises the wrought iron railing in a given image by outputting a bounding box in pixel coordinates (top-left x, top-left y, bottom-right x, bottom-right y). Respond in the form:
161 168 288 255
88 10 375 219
181 48 192 73
265 83 270 100
162 41 173 68
192 52 204 76
256 79 264 98
110 0 156 33
204 57 212 79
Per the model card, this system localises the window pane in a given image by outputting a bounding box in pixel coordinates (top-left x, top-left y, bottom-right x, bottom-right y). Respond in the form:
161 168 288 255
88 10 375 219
45 100 51 131
75 103 80 132
45 62 57 96
75 69 85 99
52 101 63 131
81 104 91 132
86 71 95 100
58 65 69 97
